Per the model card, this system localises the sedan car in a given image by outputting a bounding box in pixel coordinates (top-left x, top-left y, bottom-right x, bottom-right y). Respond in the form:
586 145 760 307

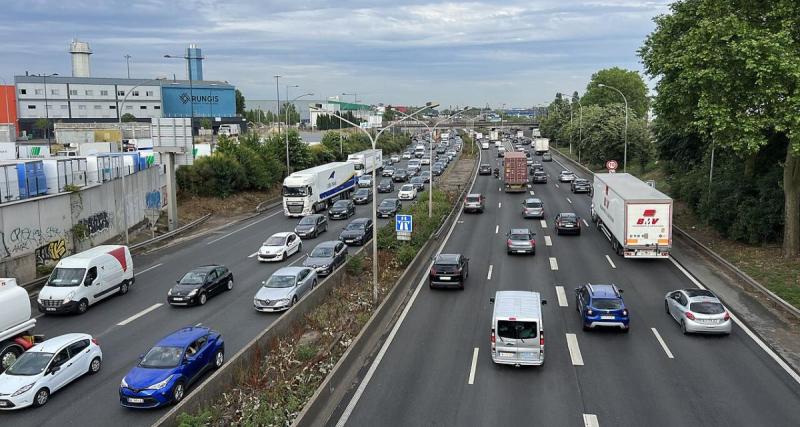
0 334 102 409
432 166 444 177
294 214 328 239
479 163 492 175
254 267 317 312
328 199 355 220
398 184 417 201
463 193 485 213
377 178 395 193
555 212 581 235
167 265 233 306
357 175 373 188
522 198 544 219
665 289 732 335
119 326 224 408
390 154 400 164
258 232 302 262
558 170 576 182
303 241 348 277
339 218 374 246
382 166 395 177
531 171 548 184
576 284 629 332
506 228 536 255
410 176 426 191
542 153 553 161
571 178 591 193
392 169 409 182
421 156 431 165
419 170 431 183
429 253 469 289
352 188 373 205
377 198 402 218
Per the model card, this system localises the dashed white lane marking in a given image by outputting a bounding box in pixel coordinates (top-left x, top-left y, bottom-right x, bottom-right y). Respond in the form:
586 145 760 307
544 236 552 246
566 333 584 366
540 219 547 228
583 413 599 427
137 263 163 275
288 253 308 266
248 252 258 258
487 265 494 280
468 347 479 384
651 328 675 359
117 303 163 326
495 225 499 234
605 255 617 269
583 219 590 227
567 197 572 204
555 183 560 188
556 286 568 307
498 187 501 192
549 257 558 271
498 202 502 208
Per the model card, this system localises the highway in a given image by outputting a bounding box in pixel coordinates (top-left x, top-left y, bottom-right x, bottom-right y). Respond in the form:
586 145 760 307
334 143 800 427
4 149 445 426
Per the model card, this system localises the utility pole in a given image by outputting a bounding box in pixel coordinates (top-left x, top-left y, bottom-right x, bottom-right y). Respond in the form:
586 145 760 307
274 75 281 138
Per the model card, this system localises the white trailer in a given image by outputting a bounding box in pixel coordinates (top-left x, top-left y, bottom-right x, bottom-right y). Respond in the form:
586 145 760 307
490 130 499 141
0 278 40 373
283 162 356 217
346 149 383 177
534 138 550 155
591 173 673 258
218 124 241 137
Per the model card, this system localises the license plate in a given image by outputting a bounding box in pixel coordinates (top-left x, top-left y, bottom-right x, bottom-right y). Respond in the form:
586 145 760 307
173 297 183 301
601 315 615 320
565 224 574 227
127 398 144 403
499 351 515 357
520 352 535 359
516 250 527 253
439 276 451 281
46 308 56 311
346 240 355 243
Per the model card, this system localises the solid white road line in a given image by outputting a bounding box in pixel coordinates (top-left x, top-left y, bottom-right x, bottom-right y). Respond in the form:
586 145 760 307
195 322 203 327
487 265 494 280
544 236 552 246
248 252 258 258
117 303 163 326
605 255 617 269
556 286 568 307
495 225 499 234
669 257 800 385
566 333 584 366
549 257 558 271
583 219 590 227
567 197 573 204
136 263 163 275
468 347 479 385
540 219 547 228
498 202 502 208
583 413 599 427
498 187 501 192
206 211 281 245
651 328 675 359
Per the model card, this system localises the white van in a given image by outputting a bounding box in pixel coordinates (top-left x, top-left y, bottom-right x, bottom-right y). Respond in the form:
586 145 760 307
490 291 546 366
37 245 134 315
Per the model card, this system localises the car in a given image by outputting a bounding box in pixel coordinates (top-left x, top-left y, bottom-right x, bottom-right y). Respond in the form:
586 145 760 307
575 284 629 332
377 198 402 218
410 176 426 191
377 178 395 193
419 170 431 183
542 153 553 162
120 326 223 408
531 162 544 172
382 166 395 177
328 199 355 220
497 147 505 158
665 289 732 335
571 178 591 193
352 188 373 205
167 265 234 306
463 193 485 213
392 169 409 182
531 170 548 184
339 218 374 246
526 158 534 166
436 146 447 154
446 151 456 161
303 241 348 277
506 228 536 255
554 212 581 235
0 334 102 409
294 214 328 239
390 154 400 164
253 267 318 313
357 175 373 188
429 254 469 289
522 198 544 218
421 156 431 165
401 152 412 160
558 170 576 182
479 163 492 175
432 166 444 176
258 232 302 262
398 184 417 200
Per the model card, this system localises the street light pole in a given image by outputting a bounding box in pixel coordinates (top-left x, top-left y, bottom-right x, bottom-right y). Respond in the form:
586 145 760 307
285 92 313 175
124 54 132 79
598 83 629 173
33 73 58 143
562 92 582 160
274 75 281 137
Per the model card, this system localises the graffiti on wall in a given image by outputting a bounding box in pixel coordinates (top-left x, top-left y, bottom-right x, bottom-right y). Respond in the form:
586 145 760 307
78 211 111 236
35 239 67 265
0 226 68 260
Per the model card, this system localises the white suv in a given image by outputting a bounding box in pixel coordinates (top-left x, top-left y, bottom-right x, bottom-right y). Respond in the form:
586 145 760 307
398 184 417 200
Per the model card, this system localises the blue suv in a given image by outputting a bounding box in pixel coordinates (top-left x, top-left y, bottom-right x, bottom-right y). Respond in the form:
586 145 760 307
119 326 225 408
575 284 629 332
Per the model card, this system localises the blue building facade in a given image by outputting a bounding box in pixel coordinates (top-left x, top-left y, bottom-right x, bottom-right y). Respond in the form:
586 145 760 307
161 83 236 118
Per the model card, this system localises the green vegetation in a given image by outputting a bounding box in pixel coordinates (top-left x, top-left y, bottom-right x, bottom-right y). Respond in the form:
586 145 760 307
377 189 453 266
198 118 212 129
120 113 136 123
234 89 245 116
315 111 361 130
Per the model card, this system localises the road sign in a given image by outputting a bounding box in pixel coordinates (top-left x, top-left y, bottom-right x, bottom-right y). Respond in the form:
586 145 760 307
396 215 413 232
606 160 618 170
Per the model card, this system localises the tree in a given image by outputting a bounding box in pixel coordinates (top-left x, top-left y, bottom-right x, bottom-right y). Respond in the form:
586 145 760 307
280 102 301 125
640 0 800 257
235 89 246 116
581 67 650 119
383 107 397 122
120 113 137 123
199 118 212 129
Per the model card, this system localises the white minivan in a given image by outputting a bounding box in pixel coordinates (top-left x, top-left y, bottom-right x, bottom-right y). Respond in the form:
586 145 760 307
490 291 546 366
37 245 134 315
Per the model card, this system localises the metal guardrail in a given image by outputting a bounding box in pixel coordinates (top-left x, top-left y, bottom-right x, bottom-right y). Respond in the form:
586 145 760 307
129 213 212 250
256 197 282 213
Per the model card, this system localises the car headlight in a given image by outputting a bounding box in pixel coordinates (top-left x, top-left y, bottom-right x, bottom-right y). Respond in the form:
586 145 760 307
63 290 76 304
146 375 174 390
188 289 198 297
12 383 35 397
277 298 290 304
120 377 128 388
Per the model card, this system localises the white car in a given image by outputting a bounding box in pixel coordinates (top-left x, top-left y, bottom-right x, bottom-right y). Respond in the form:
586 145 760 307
390 155 400 164
558 170 576 182
401 152 412 159
258 232 302 262
398 184 417 200
0 334 102 409
420 157 431 165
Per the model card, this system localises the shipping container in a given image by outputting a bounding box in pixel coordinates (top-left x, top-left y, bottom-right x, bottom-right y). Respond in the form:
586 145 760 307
0 163 21 202
42 158 88 194
503 152 528 192
17 145 51 159
0 143 15 161
15 160 47 199
86 155 118 185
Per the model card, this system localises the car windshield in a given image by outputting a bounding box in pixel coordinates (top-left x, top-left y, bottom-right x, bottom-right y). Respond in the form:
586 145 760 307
179 271 206 285
497 320 537 340
560 215 577 222
5 352 54 376
264 236 286 246
401 185 413 191
466 196 481 202
282 185 308 197
265 275 296 288
140 346 184 369
353 164 364 170
310 247 334 257
333 201 349 208
48 267 86 287
299 216 317 225
592 298 624 310
346 222 366 230
380 200 395 208
690 302 725 314
395 169 406 174
355 189 369 196
510 233 531 240
525 201 542 208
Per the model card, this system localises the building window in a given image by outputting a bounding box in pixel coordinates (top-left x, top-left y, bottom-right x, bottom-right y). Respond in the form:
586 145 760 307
78 105 87 110
117 90 125 96
109 105 116 109
69 89 78 96
51 89 59 95
34 89 43 95
85 90 93 96
154 106 161 110
100 90 109 96
132 91 139 96
146 91 154 96
140 106 147 110
27 105 36 109
20 89 27 95
94 105 102 109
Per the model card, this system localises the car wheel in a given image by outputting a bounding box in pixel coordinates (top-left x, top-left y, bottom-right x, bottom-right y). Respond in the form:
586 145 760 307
88 357 102 374
281 251 287 261
0 345 23 372
312 229 318 238
582 323 590 331
76 299 89 314
291 296 298 307
213 349 224 369
681 320 689 335
172 381 186 403
198 292 207 306
226 279 234 291
33 388 50 407
119 280 129 295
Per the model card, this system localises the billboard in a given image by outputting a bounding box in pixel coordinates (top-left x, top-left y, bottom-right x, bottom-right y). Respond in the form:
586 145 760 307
161 86 236 118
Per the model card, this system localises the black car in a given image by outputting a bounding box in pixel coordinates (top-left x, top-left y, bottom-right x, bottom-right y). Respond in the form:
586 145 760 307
429 254 469 289
436 146 447 154
420 171 432 183
294 214 328 238
571 178 591 193
479 163 492 175
328 199 355 220
303 240 348 277
392 169 409 182
432 166 444 176
339 218 374 246
377 198 402 218
531 170 548 183
168 265 233 306
353 188 373 205
410 176 426 191
555 212 582 235
377 178 395 193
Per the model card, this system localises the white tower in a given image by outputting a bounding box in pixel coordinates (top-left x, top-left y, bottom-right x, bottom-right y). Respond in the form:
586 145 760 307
69 39 92 77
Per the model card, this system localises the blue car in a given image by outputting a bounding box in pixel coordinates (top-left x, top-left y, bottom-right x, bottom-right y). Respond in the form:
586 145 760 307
119 326 225 408
575 284 629 332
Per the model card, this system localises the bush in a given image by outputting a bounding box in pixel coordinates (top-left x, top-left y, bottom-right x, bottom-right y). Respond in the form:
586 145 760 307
176 154 247 198
346 254 365 276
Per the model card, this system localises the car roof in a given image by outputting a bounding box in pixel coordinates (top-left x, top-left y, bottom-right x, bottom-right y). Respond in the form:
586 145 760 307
355 188 370 192
31 333 92 353
587 284 622 299
467 193 482 197
333 199 351 205
315 240 340 249
561 170 572 173
559 212 577 217
190 265 219 273
270 231 293 238
525 198 542 203
156 326 213 347
382 198 399 203
273 266 309 276
684 288 716 298
510 228 532 235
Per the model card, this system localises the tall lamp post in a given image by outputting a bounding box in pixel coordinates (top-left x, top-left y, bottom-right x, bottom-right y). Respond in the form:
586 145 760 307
310 103 437 304
597 83 628 173
285 92 313 175
32 73 58 143
274 75 281 135
561 92 582 161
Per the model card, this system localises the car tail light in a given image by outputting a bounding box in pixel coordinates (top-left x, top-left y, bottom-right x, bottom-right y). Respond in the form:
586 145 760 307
530 239 536 247
430 266 437 275
491 332 496 344
539 332 544 347
92 338 99 345
685 311 696 320
723 311 730 321
507 239 513 246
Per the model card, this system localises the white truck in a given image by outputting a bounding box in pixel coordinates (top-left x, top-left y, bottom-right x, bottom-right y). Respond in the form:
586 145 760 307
591 173 673 258
0 278 41 373
534 138 550 155
347 149 383 177
490 130 499 141
218 124 241 137
283 162 356 217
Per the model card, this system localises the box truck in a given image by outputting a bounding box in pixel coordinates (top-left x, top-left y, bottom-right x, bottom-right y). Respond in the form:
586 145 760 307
218 124 241 137
282 162 356 217
490 130 499 141
42 158 88 194
347 149 383 177
0 278 43 373
504 152 528 192
591 173 673 258
534 138 550 155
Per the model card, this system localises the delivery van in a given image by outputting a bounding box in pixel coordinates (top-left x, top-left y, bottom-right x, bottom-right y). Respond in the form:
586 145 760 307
490 291 546 366
37 245 134 315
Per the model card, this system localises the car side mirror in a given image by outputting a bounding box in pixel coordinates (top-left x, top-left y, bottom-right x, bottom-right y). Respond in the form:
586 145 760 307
489 297 495 304
618 289 624 293
261 280 267 285
176 280 180 284
49 365 61 375
575 287 581 293
138 353 145 360
541 299 547 305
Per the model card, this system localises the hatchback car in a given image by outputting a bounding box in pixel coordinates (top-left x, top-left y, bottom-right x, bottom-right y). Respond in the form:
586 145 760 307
382 166 395 177
421 156 431 165
555 213 581 235
398 184 417 200
352 188 373 205
377 178 395 193
167 265 233 306
258 232 302 261
254 267 317 313
419 170 431 183
479 163 492 175
294 214 328 239
377 198 402 218
339 218 374 246
463 193 485 213
392 169 409 182
522 198 544 219
357 175 373 188
328 199 355 220
558 170 576 182
390 155 400 164
542 153 552 161
531 171 548 184
119 326 224 408
410 176 426 191
0 334 102 409
506 228 536 255
576 284 629 331
429 254 469 289
303 241 348 277
665 289 732 335
571 178 591 193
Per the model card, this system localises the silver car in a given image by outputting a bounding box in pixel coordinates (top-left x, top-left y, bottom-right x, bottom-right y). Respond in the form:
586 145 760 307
254 267 317 312
506 228 536 255
522 198 544 218
665 289 732 334
303 240 348 277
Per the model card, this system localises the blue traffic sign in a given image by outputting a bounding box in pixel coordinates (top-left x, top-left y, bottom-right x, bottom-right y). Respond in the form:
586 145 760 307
396 214 413 233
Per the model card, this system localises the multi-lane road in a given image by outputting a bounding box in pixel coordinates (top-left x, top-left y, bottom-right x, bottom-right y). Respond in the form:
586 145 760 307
334 142 800 427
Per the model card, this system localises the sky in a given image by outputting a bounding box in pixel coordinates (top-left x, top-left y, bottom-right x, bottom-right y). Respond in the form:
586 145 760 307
0 0 671 108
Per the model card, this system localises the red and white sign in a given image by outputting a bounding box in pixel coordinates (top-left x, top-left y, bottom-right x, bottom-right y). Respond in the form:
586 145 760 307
606 160 618 173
